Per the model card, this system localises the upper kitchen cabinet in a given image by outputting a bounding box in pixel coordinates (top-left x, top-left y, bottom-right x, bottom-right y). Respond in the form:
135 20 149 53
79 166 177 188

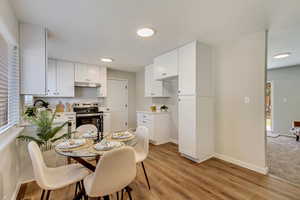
20 23 47 95
97 67 107 97
46 59 75 97
144 64 169 97
153 49 178 80
75 64 101 86
178 41 212 96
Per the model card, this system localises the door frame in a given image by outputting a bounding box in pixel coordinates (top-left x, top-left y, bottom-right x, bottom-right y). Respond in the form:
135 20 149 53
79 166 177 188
266 80 274 132
107 78 129 130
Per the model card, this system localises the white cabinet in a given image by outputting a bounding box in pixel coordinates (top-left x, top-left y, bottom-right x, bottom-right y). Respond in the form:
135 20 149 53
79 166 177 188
97 67 107 97
178 96 197 158
75 64 100 84
178 41 196 95
103 112 111 134
153 49 178 80
144 64 169 97
20 23 47 95
46 59 74 97
56 61 75 97
75 63 88 83
178 41 214 163
137 112 170 145
178 41 213 96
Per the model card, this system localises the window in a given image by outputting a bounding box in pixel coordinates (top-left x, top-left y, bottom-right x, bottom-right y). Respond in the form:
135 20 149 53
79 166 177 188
0 34 19 132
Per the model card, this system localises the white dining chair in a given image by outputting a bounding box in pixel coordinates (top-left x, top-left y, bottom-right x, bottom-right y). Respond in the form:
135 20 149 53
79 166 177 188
134 126 151 190
83 146 136 200
28 141 90 200
75 124 98 138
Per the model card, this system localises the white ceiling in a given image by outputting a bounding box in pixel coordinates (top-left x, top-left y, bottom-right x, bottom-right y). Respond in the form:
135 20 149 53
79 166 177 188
268 28 300 69
10 0 300 71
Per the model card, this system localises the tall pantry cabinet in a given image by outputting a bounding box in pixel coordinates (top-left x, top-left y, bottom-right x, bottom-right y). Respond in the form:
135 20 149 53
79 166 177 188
178 41 214 162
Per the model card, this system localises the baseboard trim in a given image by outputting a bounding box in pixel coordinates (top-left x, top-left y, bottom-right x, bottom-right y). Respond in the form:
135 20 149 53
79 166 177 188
170 138 178 144
11 182 21 200
11 179 34 200
214 153 268 175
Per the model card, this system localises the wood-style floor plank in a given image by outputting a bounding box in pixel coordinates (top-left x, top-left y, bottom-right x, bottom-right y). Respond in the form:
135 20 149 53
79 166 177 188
19 143 300 200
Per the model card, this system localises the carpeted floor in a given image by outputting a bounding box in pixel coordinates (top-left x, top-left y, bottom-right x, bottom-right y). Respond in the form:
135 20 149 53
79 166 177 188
267 136 300 185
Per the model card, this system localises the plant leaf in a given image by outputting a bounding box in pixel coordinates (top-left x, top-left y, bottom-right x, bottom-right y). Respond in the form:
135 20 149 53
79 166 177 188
45 121 68 140
17 135 44 146
50 133 68 143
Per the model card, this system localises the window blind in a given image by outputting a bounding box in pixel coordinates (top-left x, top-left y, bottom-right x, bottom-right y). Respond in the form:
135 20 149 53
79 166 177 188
0 33 20 133
0 34 8 129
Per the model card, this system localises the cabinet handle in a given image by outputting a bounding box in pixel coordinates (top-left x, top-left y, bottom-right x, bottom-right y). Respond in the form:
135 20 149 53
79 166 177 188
178 98 181 102
178 90 181 93
161 73 167 76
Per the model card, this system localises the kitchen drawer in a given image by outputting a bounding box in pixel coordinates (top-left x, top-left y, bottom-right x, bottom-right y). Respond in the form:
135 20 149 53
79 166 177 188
141 113 153 122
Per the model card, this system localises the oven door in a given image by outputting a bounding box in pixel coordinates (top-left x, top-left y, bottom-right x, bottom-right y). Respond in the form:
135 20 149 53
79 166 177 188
76 113 103 132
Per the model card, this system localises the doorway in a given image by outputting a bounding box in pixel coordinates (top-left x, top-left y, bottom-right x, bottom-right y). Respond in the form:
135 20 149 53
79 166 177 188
107 79 128 131
265 82 273 133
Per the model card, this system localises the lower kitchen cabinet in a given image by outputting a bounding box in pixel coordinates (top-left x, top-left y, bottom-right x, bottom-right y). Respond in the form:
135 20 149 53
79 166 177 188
137 111 170 145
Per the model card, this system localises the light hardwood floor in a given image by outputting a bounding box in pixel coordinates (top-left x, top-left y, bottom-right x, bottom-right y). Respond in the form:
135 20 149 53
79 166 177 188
18 143 300 200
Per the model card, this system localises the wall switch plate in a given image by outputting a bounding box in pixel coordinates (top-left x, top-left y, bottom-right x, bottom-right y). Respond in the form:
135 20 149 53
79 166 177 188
244 96 250 104
283 98 288 103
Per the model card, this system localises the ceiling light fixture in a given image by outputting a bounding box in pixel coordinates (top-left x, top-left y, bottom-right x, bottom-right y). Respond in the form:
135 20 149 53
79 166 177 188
137 28 155 37
273 52 291 59
101 58 113 62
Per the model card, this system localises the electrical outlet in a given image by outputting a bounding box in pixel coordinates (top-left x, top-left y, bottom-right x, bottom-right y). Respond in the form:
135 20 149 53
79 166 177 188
244 96 250 104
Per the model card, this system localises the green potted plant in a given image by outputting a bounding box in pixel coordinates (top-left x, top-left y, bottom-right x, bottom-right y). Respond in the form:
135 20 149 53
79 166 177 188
18 110 69 151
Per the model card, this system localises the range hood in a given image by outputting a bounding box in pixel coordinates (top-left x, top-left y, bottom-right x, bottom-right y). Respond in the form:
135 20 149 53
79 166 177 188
75 81 101 88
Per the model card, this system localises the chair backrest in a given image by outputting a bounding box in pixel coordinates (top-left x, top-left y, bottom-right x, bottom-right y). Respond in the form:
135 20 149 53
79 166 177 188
135 126 149 156
76 124 97 137
28 141 49 189
86 147 136 197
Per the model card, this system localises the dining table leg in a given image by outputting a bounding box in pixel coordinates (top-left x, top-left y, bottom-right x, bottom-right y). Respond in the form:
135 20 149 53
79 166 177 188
71 157 96 171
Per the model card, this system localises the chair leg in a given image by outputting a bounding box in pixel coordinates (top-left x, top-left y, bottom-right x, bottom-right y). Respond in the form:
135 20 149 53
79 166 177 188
80 180 88 200
297 135 299 141
103 195 110 200
141 162 151 190
116 191 119 200
75 182 79 196
125 187 133 200
40 189 45 200
45 190 51 200
121 189 124 200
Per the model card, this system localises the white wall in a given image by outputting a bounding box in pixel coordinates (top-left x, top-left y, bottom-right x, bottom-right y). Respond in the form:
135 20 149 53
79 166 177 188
0 0 18 45
135 69 179 142
107 69 136 129
214 32 267 172
0 1 21 199
268 66 300 134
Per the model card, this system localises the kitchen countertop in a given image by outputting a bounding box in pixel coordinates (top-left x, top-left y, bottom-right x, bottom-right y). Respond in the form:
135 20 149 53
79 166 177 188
137 111 169 114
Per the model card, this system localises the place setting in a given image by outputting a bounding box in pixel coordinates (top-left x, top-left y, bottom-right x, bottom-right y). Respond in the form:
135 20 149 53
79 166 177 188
55 138 94 154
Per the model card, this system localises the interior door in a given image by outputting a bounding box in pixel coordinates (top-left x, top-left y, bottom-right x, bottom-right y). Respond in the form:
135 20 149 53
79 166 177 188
107 79 128 131
178 95 197 158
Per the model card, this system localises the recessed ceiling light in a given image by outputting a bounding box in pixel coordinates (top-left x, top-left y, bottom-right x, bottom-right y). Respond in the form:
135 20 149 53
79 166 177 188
137 28 155 37
273 53 291 59
101 58 113 62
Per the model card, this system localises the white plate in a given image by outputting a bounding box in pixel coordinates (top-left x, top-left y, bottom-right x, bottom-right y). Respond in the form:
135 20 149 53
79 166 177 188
82 132 97 138
94 140 123 151
112 131 133 139
56 139 86 149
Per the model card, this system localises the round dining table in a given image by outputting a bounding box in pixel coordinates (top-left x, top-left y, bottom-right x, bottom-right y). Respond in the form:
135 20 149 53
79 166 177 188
54 132 138 200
